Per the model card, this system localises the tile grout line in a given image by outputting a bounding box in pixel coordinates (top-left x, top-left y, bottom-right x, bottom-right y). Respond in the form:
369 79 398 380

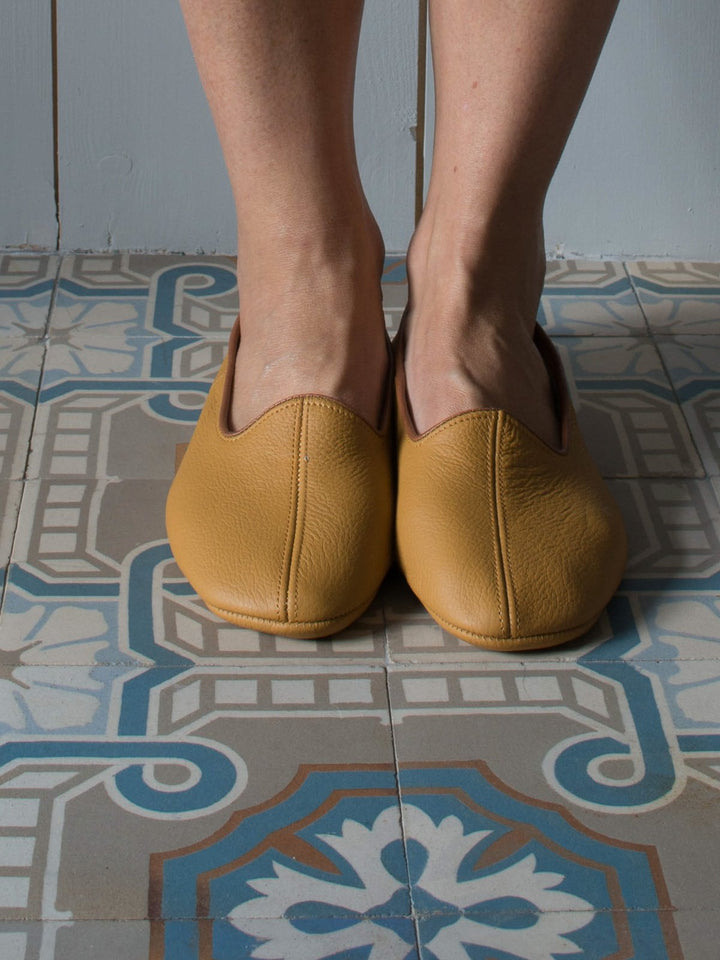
622 260 652 338
381 571 417 939
382 659 424 953
625 259 709 480
0 257 63 615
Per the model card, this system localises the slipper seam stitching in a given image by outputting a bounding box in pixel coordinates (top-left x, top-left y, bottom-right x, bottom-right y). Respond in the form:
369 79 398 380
498 413 519 636
276 402 304 620
487 413 505 634
288 398 310 622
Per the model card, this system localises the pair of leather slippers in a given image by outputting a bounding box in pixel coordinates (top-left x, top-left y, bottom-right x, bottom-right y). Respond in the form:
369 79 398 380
166 320 626 650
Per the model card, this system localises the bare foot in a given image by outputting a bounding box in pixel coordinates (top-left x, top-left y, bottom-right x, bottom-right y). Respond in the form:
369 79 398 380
402 224 559 449
229 230 388 433
402 305 559 448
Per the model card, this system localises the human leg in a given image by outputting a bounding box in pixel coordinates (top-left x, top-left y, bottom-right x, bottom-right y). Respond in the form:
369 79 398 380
178 0 387 430
167 1 393 638
405 0 619 446
396 1 626 649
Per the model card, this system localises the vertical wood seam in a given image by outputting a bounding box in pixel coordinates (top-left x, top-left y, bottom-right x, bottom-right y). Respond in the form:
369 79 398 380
414 0 428 226
51 0 60 248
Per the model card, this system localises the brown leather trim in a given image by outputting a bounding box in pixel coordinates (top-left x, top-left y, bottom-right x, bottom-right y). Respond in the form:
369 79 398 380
393 313 570 454
218 315 394 437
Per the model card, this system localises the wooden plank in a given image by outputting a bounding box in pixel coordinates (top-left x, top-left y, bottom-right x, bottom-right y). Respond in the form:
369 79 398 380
57 0 418 253
0 0 56 249
356 0 419 253
422 0 720 259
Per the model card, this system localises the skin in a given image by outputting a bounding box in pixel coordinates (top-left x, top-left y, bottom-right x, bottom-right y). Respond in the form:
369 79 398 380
178 0 618 443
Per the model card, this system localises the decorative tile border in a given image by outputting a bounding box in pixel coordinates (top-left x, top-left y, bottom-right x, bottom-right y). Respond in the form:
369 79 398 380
540 260 646 335
0 255 59 339
628 260 720 334
0 340 45 481
556 337 702 477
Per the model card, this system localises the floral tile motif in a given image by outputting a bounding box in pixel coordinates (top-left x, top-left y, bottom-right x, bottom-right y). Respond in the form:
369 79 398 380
53 254 239 339
400 764 679 960
151 767 413 959
540 260 647 335
148 762 679 960
557 336 701 477
0 255 59 339
628 594 720 740
627 261 720 334
0 665 134 737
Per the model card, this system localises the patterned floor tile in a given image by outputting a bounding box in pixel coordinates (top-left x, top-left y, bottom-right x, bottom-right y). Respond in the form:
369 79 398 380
387 661 705 959
388 592 715 806
402 763 680 960
28 337 217 480
0 663 398 945
4 253 720 960
558 336 700 477
625 594 720 749
0 255 59 340
0 483 22 587
2 479 387 667
0 922 152 960
540 260 647 335
613 478 720 589
627 260 720 334
55 253 409 341
53 254 239 339
0 340 45 481
673 911 720 960
656 334 720 476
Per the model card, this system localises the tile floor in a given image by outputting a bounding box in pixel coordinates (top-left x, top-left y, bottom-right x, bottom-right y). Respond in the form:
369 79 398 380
0 252 718 959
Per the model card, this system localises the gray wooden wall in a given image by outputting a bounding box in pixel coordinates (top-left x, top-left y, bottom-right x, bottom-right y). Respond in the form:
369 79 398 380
3 0 720 257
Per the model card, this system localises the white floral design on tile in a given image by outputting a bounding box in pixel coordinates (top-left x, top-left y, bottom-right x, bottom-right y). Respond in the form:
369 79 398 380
545 297 644 335
49 303 137 375
0 301 50 336
641 297 720 334
0 605 108 732
0 341 44 381
0 666 103 731
229 804 594 960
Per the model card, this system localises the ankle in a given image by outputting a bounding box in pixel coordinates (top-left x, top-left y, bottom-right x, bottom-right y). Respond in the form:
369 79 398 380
236 208 386 333
407 204 546 333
